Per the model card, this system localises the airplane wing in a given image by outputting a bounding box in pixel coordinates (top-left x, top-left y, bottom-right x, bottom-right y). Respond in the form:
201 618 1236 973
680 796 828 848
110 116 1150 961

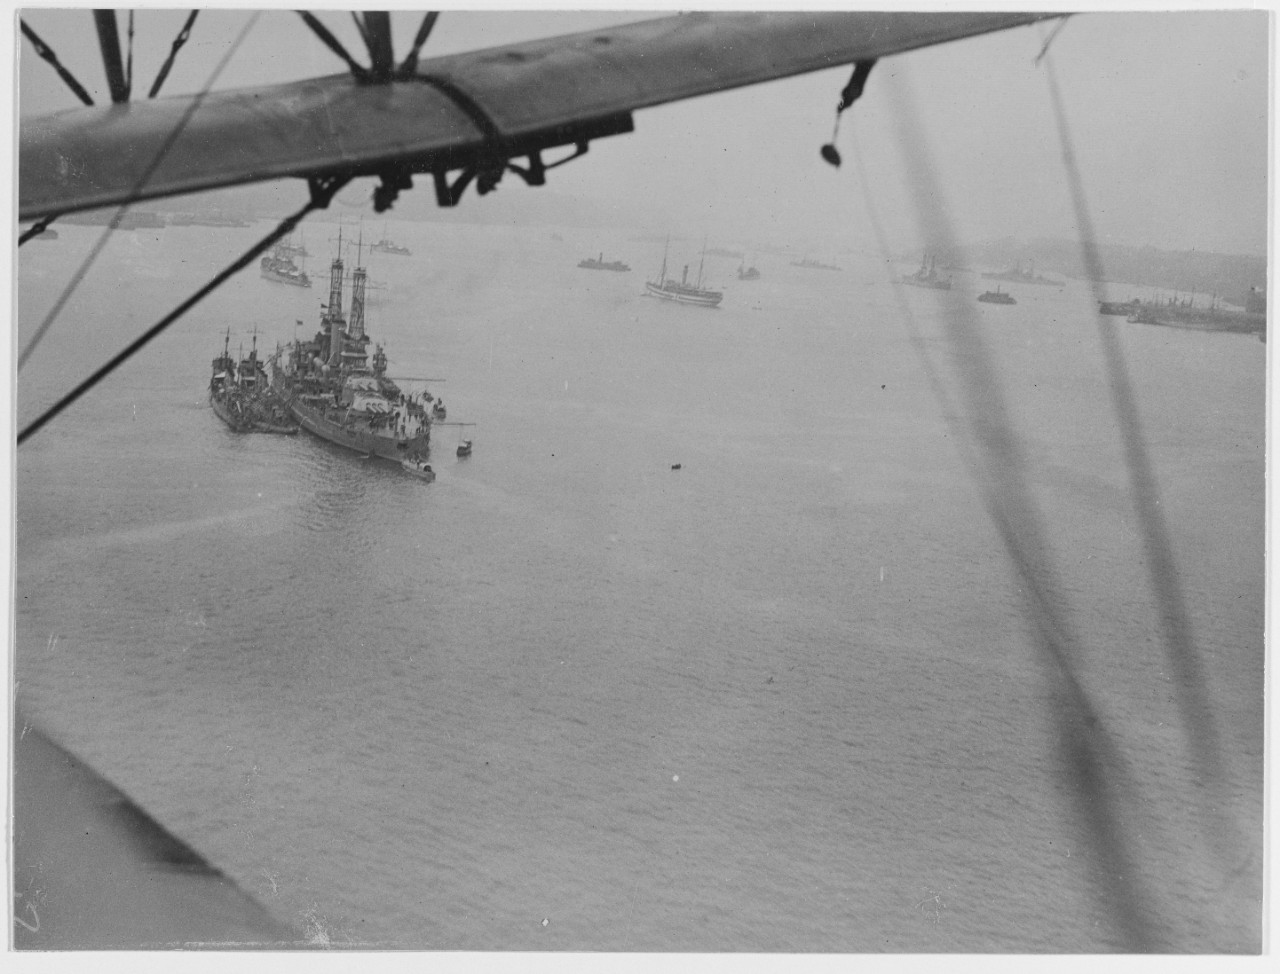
19 11 1058 222
13 714 301 947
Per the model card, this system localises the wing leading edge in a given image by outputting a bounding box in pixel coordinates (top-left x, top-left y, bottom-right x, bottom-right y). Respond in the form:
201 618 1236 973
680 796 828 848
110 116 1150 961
19 11 1059 221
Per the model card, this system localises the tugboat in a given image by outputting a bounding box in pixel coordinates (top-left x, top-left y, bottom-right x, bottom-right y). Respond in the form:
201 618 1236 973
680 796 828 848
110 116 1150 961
270 231 433 462
644 238 723 308
737 259 761 280
901 253 952 290
977 286 1017 305
209 330 298 434
578 252 631 272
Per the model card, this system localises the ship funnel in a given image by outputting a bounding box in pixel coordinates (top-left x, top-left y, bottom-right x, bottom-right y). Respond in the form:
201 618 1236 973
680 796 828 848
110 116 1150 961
682 264 688 285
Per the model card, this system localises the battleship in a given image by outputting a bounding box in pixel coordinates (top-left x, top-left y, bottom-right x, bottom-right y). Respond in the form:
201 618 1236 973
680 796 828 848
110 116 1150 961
260 243 311 287
270 233 434 462
900 253 952 290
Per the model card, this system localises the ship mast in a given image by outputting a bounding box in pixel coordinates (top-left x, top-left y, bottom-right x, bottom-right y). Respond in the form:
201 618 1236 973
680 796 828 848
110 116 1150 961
697 236 707 289
349 226 368 341
658 235 669 286
326 226 346 367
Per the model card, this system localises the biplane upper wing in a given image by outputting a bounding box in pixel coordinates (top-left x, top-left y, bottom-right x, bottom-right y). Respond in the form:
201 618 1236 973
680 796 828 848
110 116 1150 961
19 11 1057 222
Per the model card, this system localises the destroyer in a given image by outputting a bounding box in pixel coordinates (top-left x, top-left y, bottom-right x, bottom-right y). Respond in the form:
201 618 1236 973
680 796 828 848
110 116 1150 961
210 330 298 434
578 252 630 271
270 234 433 461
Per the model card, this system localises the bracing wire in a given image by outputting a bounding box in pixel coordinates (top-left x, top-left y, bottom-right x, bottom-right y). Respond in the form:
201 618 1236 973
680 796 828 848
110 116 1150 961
18 216 59 247
18 11 261 372
20 19 95 106
398 12 439 76
1040 51 1246 876
297 11 369 81
861 72 1166 948
18 184 348 447
149 10 199 99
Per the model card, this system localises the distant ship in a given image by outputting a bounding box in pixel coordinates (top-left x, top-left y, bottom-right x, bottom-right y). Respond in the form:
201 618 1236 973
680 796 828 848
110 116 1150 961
737 260 761 280
982 261 1063 287
168 213 250 228
977 287 1016 305
1099 299 1140 316
901 253 952 290
209 330 298 434
260 244 311 287
270 231 434 463
791 256 841 271
370 224 411 256
578 252 631 272
644 238 723 308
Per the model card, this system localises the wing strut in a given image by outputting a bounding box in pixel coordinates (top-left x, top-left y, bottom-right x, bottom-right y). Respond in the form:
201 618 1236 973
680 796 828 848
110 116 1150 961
93 9 130 103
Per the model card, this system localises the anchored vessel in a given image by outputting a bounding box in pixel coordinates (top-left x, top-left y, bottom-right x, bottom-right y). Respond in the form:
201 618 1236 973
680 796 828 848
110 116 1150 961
270 234 433 462
737 260 761 280
370 224 411 256
791 256 841 271
982 260 1063 287
644 238 723 308
977 286 1016 305
901 253 952 290
260 243 311 287
209 331 298 434
578 252 631 271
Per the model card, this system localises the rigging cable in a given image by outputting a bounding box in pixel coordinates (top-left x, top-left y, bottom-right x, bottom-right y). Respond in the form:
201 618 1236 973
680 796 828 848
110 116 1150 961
1040 50 1248 877
148 10 199 99
856 71 1165 948
18 216 59 247
398 12 440 76
297 11 370 82
18 182 349 448
18 12 261 371
19 19 95 106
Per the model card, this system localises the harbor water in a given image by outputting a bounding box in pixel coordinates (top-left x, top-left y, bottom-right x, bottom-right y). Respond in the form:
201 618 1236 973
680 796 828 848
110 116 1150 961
14 219 1265 950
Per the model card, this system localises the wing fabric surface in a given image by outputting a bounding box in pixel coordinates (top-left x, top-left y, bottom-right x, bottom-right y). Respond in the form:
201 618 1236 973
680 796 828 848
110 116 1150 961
20 11 1056 220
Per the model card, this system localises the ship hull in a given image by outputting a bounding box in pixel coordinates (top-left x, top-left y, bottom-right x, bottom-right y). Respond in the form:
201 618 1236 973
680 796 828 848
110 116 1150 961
260 267 311 287
288 397 429 461
210 391 250 432
644 281 722 307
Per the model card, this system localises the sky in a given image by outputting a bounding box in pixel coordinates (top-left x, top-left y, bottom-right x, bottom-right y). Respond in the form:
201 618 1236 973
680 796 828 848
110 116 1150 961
9 5 1273 258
